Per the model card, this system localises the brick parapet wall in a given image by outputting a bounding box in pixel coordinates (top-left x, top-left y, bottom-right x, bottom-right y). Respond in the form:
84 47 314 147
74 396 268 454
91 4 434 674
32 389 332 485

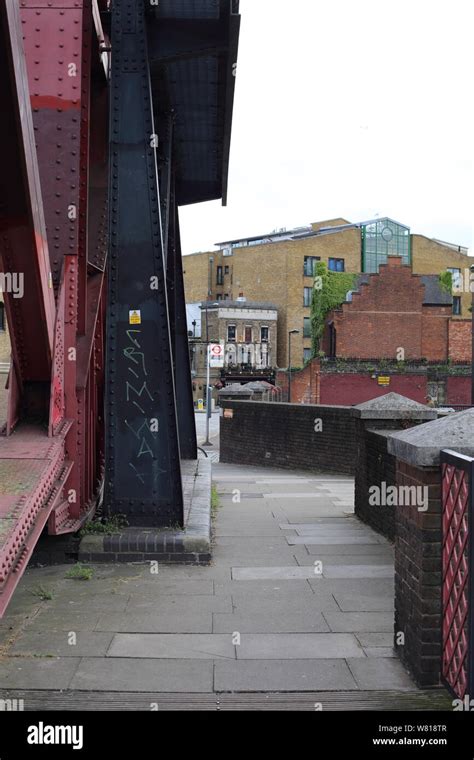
220 400 355 474
354 425 398 540
394 460 442 687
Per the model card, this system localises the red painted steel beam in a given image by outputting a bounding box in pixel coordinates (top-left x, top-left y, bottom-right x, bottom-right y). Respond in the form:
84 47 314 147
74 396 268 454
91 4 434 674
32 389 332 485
0 0 56 426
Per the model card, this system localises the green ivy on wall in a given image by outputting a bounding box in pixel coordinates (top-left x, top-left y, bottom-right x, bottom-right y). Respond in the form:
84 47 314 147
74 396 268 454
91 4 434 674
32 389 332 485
310 262 357 357
438 270 453 294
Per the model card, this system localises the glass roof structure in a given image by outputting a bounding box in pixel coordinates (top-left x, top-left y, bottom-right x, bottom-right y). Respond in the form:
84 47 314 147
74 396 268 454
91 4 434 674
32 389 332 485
361 218 411 273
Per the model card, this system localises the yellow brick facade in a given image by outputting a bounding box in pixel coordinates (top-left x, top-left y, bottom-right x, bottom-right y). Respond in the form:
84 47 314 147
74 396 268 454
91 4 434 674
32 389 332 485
411 235 471 318
184 219 362 366
184 219 471 367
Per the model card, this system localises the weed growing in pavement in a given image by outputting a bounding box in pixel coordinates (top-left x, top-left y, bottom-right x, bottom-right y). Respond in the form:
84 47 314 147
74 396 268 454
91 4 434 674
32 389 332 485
65 563 94 581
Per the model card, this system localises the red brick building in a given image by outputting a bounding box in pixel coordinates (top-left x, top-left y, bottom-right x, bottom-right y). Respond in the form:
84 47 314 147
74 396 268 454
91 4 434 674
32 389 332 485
276 256 472 406
322 256 465 362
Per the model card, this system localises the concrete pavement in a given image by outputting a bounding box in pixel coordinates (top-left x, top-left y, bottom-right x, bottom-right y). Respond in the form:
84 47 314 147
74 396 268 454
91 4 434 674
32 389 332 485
0 458 451 708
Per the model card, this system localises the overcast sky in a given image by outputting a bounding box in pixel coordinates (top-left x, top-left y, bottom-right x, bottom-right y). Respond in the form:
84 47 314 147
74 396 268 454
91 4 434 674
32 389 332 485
179 0 473 256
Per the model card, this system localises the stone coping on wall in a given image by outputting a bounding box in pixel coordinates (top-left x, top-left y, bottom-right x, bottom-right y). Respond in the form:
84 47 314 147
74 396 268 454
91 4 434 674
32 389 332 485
387 407 474 467
351 392 437 421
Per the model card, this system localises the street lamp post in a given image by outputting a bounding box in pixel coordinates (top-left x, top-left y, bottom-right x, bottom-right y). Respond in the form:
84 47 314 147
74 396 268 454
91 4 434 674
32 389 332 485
204 257 214 446
288 329 300 403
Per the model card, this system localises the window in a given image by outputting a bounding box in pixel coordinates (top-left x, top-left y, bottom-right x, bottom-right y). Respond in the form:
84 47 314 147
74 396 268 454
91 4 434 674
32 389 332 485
261 326 269 342
224 265 229 274
328 258 345 272
304 256 320 276
303 348 312 363
303 287 312 306
223 247 233 257
216 266 223 285
245 326 252 343
361 218 410 273
0 303 4 332
223 293 229 300
447 267 462 291
303 317 311 338
227 324 236 342
453 296 462 315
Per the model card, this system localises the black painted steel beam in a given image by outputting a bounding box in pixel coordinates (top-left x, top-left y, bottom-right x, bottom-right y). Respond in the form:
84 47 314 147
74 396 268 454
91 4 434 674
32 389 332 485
148 19 227 65
105 0 183 527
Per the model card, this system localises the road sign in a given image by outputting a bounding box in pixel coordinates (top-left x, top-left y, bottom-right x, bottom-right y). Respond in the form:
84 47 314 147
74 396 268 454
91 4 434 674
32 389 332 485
209 342 224 368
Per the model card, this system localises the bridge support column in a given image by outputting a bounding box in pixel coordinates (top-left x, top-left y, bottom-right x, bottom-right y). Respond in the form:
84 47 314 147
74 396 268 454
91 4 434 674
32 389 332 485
105 0 183 527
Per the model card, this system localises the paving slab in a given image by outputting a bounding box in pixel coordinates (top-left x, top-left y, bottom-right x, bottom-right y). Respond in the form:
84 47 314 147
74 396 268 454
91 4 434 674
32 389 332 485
43 594 129 612
347 658 418 691
212 551 306 567
214 537 289 547
323 611 393 633
333 593 394 612
0 657 80 690
214 580 315 597
363 647 396 658
231 567 321 581
20 610 101 632
287 536 382 546
305 544 392 556
296 555 393 567
107 633 235 659
355 632 394 647
214 659 358 692
322 565 394 579
95 612 213 633
10 631 114 657
126 595 232 614
215 528 287 537
213 611 330 633
102 580 215 596
70 658 214 692
236 633 364 659
231 593 340 614
145 566 231 581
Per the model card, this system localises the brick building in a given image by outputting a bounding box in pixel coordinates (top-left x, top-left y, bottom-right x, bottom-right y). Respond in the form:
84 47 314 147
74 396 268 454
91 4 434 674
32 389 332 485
272 257 473 407
188 300 278 405
184 216 471 367
322 256 457 362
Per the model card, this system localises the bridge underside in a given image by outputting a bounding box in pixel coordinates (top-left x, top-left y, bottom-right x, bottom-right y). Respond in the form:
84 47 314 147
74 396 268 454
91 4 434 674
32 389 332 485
0 0 239 614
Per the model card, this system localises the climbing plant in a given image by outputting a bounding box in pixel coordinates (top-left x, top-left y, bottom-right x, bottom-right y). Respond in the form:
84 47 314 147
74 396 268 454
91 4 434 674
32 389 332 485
438 270 453 294
310 262 357 357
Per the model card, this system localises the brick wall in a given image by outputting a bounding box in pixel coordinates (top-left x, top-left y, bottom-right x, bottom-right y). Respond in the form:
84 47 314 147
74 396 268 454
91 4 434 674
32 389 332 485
220 400 355 474
320 372 428 406
276 362 320 403
446 376 472 406
354 426 398 540
394 460 442 687
326 257 451 362
448 319 472 363
278 360 472 407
